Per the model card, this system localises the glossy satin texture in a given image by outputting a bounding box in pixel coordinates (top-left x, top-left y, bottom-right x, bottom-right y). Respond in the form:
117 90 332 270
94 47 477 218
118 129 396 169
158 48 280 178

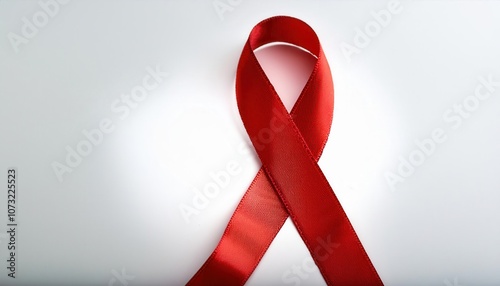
187 16 383 286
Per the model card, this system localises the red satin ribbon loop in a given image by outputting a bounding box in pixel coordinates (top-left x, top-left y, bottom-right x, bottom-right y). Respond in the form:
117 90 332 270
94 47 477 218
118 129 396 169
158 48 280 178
188 16 383 286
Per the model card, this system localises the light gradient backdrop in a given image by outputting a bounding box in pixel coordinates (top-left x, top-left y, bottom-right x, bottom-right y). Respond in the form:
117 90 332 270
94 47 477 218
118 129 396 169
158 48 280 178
1 1 500 285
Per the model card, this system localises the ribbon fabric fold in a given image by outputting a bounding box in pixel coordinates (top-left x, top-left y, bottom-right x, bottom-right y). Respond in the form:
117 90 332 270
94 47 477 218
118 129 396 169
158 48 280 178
187 16 383 286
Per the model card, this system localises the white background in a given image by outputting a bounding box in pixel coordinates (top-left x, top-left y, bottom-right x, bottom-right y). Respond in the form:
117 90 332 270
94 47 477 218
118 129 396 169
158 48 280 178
1 0 500 285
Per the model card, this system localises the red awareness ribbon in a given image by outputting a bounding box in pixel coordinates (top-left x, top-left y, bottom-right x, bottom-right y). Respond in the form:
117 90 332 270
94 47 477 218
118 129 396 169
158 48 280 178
187 16 383 286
